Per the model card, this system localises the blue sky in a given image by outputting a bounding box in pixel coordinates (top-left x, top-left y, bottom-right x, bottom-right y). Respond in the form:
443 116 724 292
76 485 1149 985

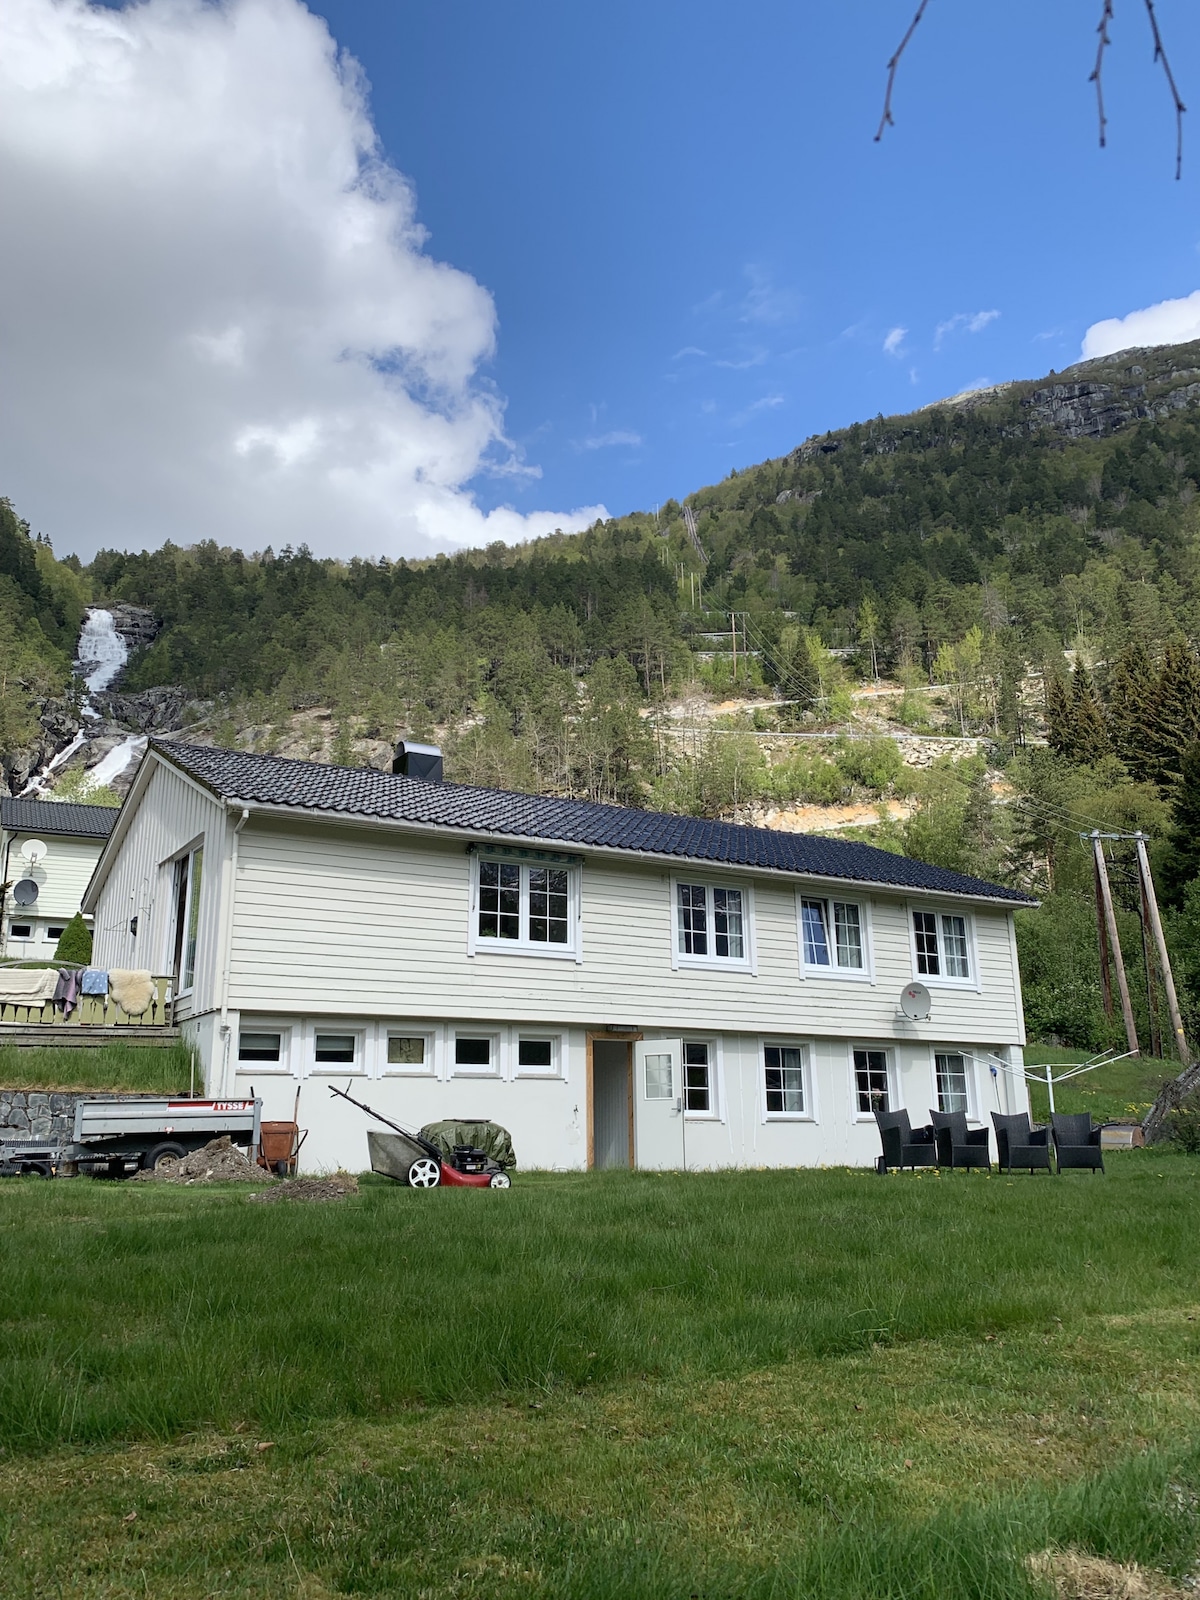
5 1 1200 559
310 0 1200 520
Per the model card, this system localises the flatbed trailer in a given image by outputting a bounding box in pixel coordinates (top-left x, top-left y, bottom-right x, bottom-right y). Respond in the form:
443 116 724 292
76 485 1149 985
0 1097 261 1178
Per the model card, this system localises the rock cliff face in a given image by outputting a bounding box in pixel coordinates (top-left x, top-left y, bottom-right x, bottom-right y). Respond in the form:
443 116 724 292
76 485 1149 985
792 339 1200 460
107 603 158 652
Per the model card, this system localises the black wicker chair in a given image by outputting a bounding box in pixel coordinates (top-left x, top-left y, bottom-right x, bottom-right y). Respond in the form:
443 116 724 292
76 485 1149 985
874 1108 938 1173
930 1109 991 1171
992 1111 1052 1173
1051 1113 1104 1173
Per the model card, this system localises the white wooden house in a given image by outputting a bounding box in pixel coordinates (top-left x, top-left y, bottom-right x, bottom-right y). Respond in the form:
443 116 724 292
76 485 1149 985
1 798 116 958
82 740 1036 1173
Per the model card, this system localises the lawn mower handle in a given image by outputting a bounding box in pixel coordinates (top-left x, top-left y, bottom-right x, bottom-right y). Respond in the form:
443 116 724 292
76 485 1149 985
326 1082 442 1161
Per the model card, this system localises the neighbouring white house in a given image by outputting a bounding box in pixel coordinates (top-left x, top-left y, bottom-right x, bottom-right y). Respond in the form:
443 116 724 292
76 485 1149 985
1 798 117 958
81 739 1037 1174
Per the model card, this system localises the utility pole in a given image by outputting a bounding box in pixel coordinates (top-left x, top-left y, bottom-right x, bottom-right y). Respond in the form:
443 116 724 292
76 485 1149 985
1091 833 1140 1057
1092 843 1114 1020
730 611 738 682
1134 834 1189 1066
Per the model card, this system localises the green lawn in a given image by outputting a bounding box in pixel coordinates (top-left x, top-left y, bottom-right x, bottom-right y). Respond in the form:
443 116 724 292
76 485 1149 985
2 1159 1200 1597
0 1041 195 1095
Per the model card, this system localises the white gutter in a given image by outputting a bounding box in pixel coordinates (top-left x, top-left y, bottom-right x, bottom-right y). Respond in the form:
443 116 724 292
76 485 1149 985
211 795 1037 909
216 805 249 1095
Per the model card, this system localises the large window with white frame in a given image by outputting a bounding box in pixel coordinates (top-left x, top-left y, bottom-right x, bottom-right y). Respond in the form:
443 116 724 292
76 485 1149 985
852 1046 893 1115
763 1041 811 1118
470 853 579 958
170 843 205 994
674 881 752 969
934 1050 971 1114
798 895 868 975
911 908 974 983
683 1039 718 1114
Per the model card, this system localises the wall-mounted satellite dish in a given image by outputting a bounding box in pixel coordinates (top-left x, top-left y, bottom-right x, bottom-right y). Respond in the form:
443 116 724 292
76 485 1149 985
21 839 48 866
898 981 931 1021
12 878 40 906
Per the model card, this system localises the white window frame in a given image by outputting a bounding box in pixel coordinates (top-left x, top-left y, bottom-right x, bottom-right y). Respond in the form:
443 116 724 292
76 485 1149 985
643 1049 675 1102
467 852 582 962
932 1047 978 1118
234 1019 295 1077
166 836 206 997
795 891 873 981
849 1042 899 1121
307 1024 367 1077
513 1031 564 1080
451 1028 502 1078
44 923 67 943
761 1038 816 1122
682 1036 722 1120
378 1024 438 1079
670 878 756 974
907 903 980 991
8 921 32 942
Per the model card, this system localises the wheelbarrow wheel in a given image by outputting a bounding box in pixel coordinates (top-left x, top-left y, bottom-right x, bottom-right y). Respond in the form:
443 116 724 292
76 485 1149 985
488 1171 512 1188
408 1157 441 1188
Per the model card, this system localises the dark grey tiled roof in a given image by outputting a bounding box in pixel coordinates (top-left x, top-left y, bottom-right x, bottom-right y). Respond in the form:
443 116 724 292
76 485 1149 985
1 797 118 839
153 740 1035 905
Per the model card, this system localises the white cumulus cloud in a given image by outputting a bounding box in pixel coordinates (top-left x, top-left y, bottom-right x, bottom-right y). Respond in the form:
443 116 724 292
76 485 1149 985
1082 290 1200 360
0 0 603 561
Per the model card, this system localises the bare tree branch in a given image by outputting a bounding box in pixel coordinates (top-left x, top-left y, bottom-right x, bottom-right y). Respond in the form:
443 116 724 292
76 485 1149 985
1142 0 1186 180
874 0 932 143
1089 0 1115 150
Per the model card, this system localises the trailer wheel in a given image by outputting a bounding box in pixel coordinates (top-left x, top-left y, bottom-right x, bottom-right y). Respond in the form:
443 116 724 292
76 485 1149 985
408 1157 441 1188
142 1141 186 1173
488 1171 512 1189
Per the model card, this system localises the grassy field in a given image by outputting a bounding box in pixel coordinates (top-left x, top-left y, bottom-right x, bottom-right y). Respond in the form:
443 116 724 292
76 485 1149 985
0 1041 195 1094
2 1158 1200 1597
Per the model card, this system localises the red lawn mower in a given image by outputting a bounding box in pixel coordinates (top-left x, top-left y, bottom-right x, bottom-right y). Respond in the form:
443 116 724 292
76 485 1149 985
328 1083 513 1188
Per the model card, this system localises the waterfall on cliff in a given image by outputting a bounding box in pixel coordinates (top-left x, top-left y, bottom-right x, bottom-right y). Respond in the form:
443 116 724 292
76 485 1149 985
75 609 129 701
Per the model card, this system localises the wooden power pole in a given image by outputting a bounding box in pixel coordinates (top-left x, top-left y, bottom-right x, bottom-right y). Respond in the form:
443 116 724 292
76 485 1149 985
1091 833 1140 1057
1134 834 1189 1067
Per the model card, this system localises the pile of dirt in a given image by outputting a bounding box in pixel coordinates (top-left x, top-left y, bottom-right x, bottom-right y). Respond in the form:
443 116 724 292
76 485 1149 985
1028 1549 1192 1598
133 1136 264 1185
247 1173 358 1204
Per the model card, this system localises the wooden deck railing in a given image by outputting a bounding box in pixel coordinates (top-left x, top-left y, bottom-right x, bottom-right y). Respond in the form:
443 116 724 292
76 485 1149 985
0 973 175 1029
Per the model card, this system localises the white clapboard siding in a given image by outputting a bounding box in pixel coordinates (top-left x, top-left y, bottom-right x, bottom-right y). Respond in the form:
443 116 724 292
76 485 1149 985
5 833 106 922
228 817 1024 1044
91 761 226 1013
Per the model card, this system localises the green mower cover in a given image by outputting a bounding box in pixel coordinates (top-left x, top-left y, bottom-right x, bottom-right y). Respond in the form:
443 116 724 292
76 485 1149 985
418 1119 517 1169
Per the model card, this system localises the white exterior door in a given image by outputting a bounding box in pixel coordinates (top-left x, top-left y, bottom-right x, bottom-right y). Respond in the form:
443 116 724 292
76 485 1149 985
633 1040 685 1170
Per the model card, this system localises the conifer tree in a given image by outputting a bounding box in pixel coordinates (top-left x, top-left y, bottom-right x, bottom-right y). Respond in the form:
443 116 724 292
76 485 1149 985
1106 640 1159 781
1069 663 1110 764
1151 641 1200 787
1045 670 1075 759
1159 740 1200 907
782 635 819 712
53 913 92 965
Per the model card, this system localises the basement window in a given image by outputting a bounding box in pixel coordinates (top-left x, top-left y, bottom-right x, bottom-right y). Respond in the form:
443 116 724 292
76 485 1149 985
46 926 66 941
314 1033 357 1065
9 924 31 940
453 1034 499 1076
239 1031 282 1063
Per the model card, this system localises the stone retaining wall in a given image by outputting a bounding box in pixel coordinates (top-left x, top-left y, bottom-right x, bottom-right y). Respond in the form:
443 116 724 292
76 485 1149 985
0 1090 158 1144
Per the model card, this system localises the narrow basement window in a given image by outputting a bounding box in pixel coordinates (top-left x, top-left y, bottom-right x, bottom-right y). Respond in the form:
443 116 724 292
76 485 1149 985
387 1036 426 1067
239 1031 282 1062
46 926 66 940
315 1033 356 1065
517 1038 554 1070
10 924 32 939
455 1036 493 1069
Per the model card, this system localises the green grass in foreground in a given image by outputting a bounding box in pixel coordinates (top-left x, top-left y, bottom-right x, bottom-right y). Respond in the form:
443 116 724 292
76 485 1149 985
2 1159 1200 1596
0 1041 195 1094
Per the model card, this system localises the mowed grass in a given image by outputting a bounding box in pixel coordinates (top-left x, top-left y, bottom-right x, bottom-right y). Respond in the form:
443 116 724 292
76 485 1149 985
0 1041 195 1095
3 1159 1200 1597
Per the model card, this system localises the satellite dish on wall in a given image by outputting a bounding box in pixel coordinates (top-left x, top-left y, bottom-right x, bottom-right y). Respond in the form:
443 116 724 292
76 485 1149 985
899 982 931 1021
21 840 47 866
12 879 40 906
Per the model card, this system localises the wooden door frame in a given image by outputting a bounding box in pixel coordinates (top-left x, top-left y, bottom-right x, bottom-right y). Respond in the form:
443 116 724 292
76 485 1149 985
586 1030 642 1170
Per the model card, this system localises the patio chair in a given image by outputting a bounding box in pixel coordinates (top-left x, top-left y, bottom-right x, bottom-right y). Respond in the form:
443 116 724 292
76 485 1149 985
991 1111 1052 1174
874 1108 938 1173
929 1109 991 1171
1051 1113 1104 1174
